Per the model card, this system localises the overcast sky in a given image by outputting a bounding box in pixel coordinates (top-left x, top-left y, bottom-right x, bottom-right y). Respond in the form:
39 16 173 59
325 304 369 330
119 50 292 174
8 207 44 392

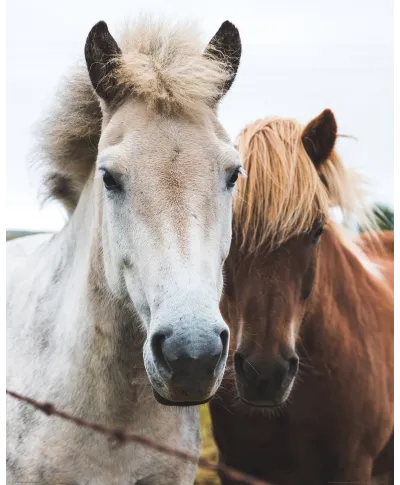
7 0 393 231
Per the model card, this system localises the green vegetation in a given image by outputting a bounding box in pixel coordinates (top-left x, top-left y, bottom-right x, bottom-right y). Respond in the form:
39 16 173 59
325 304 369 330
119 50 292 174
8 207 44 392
372 204 394 231
6 230 44 241
356 204 394 234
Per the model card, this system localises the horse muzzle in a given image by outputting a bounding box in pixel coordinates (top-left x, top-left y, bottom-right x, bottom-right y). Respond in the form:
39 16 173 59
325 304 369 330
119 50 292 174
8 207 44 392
146 324 229 406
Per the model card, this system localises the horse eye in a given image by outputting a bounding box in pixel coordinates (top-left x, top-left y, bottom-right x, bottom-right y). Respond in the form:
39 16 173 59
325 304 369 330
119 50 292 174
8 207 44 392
102 171 120 191
227 167 241 189
312 226 324 245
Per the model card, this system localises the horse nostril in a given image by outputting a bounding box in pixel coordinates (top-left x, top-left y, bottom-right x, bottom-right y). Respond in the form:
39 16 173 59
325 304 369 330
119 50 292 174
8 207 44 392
288 355 299 377
150 332 171 375
151 328 227 381
220 329 229 355
234 352 245 377
234 352 258 383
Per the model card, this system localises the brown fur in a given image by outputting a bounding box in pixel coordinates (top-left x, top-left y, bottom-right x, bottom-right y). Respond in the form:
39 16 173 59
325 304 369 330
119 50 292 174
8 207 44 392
360 230 394 258
210 113 394 484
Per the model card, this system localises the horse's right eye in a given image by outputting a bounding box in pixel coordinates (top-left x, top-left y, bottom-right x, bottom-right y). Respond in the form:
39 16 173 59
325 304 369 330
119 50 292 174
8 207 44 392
102 170 120 191
227 166 244 190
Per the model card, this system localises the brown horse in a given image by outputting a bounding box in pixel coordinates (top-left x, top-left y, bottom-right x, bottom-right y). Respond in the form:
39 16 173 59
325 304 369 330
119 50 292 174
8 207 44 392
210 111 394 485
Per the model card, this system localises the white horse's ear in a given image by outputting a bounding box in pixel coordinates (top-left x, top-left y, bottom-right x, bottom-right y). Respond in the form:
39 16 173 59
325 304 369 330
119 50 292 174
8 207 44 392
84 21 122 104
204 21 242 101
302 109 338 168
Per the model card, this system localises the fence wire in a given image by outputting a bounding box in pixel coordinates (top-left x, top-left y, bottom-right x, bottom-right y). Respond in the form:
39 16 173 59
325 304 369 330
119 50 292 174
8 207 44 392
6 389 271 485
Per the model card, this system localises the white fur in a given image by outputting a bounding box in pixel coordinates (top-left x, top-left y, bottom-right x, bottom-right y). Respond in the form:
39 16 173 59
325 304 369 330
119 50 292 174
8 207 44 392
350 243 383 280
7 93 241 483
333 222 384 281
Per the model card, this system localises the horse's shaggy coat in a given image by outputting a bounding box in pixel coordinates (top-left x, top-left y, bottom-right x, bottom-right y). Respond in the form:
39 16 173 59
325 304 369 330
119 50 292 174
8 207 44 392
8 17 243 485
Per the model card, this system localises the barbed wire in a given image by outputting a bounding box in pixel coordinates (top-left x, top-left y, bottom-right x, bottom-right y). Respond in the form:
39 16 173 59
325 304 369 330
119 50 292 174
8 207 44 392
6 389 271 485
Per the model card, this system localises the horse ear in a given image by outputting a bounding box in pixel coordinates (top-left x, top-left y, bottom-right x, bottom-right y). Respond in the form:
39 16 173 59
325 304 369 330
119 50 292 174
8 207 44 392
84 21 122 104
302 109 337 168
205 21 242 100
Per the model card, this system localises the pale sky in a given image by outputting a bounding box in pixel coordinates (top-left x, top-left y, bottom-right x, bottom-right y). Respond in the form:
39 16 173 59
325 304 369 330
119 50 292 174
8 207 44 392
7 0 393 231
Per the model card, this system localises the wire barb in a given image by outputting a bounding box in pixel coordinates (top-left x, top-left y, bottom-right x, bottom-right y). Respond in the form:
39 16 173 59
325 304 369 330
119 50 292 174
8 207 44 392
6 389 271 485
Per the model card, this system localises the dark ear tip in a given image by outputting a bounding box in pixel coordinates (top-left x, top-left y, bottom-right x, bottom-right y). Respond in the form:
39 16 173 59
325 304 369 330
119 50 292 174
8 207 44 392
86 21 108 51
94 20 108 30
316 109 337 135
219 20 240 36
321 108 336 123
320 108 334 120
221 20 238 29
88 21 109 38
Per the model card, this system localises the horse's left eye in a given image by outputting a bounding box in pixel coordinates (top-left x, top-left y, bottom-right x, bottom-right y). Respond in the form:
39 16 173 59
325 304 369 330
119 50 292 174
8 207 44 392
312 226 324 245
227 167 241 189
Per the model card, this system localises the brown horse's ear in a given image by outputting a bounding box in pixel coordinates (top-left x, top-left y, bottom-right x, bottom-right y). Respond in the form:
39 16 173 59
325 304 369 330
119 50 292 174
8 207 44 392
204 21 242 100
84 21 122 104
302 109 337 168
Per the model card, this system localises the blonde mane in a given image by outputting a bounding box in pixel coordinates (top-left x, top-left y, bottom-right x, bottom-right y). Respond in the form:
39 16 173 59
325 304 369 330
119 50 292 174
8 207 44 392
116 19 230 114
35 17 231 213
234 117 376 251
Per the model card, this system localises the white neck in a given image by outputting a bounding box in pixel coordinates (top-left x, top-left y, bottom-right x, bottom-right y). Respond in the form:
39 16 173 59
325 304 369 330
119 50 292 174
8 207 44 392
47 174 149 424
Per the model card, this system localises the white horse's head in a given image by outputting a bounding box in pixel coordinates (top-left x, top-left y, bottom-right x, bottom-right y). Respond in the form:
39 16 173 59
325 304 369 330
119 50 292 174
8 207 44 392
84 20 242 405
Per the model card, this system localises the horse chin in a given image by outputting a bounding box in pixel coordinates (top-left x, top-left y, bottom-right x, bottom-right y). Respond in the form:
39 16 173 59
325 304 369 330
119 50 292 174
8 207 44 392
152 389 212 407
238 396 286 409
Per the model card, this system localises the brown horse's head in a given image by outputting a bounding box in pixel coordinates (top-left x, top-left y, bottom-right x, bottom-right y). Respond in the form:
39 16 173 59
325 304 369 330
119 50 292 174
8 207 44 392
222 110 362 408
223 223 324 408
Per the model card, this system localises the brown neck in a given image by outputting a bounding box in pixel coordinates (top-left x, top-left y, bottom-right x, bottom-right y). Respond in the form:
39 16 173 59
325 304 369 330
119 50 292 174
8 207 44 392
301 226 393 360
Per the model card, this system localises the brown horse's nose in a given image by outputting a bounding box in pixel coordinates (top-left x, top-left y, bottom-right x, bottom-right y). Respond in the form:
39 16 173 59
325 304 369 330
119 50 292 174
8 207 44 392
234 351 299 406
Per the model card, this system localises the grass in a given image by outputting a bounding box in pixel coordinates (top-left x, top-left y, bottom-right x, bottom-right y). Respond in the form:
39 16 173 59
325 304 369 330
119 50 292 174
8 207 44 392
195 405 221 485
6 230 43 241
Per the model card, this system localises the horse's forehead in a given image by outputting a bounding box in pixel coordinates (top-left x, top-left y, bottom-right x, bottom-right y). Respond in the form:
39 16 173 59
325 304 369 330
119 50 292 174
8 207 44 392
100 101 236 183
236 242 305 287
98 102 234 248
102 100 218 149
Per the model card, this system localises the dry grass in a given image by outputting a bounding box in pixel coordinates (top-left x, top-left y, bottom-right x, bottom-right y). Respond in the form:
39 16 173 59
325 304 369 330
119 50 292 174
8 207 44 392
195 405 221 485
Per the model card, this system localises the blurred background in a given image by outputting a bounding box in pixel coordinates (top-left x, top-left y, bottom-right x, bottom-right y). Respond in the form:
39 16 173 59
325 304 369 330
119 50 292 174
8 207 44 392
6 0 393 483
7 0 393 234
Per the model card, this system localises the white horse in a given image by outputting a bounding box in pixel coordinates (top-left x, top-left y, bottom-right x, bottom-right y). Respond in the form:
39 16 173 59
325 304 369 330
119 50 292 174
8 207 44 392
7 17 242 485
